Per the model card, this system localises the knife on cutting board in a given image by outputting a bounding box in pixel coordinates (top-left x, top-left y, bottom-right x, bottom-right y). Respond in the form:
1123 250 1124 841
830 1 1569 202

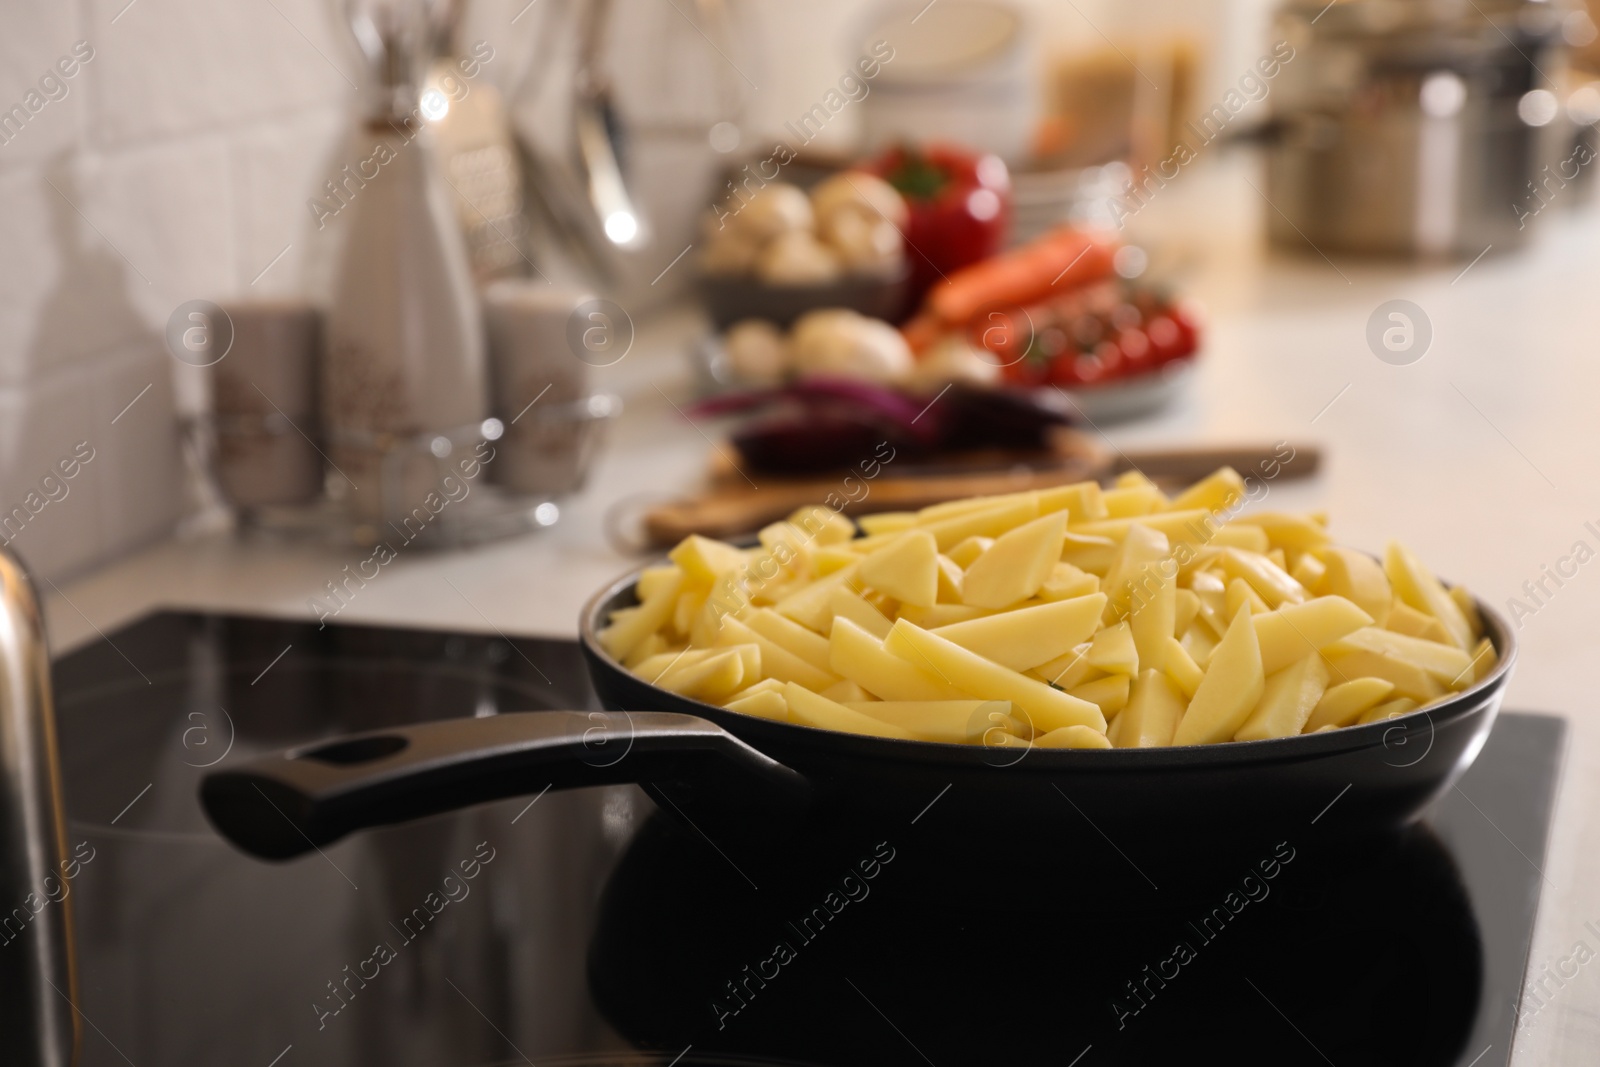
640 432 1320 547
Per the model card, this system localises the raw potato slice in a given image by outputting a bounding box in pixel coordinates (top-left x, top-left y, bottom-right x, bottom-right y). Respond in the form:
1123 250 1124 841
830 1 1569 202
1031 643 1100 690
1100 523 1171 620
935 556 964 602
725 689 790 721
884 620 1107 733
1036 726 1113 751
859 530 939 608
1290 552 1327 592
636 565 683 601
827 586 893 638
657 650 746 702
857 512 917 536
1172 606 1265 746
1129 563 1176 672
1117 670 1185 748
1163 637 1204 699
1235 512 1333 552
1384 542 1473 649
960 510 1069 608
813 545 861 575
670 534 749 585
1102 481 1167 517
784 683 916 740
1086 622 1139 676
1322 648 1443 704
1320 548 1393 626
745 608 834 672
1069 674 1130 717
599 570 685 661
1211 525 1272 554
900 603 990 628
1039 561 1100 601
1357 696 1419 725
623 632 669 670
1253 596 1375 674
1220 548 1308 608
1226 578 1268 621
775 563 859 633
846 700 1018 744
923 496 1041 550
788 504 855 546
1072 509 1213 548
1234 654 1330 741
1167 467 1246 513
829 618 966 702
1037 481 1108 522
930 593 1107 672
1470 638 1497 683
1173 589 1200 636
1035 725 1114 749
1304 677 1395 731
1450 586 1485 642
946 536 994 568
717 616 838 691
725 677 785 703
1384 602 1453 645
821 679 873 703
1327 627 1474 687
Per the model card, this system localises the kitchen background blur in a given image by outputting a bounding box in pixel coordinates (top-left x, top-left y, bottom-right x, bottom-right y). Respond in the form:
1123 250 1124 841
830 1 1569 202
6 0 1596 585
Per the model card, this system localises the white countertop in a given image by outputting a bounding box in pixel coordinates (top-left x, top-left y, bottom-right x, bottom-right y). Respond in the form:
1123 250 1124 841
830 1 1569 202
46 160 1600 1062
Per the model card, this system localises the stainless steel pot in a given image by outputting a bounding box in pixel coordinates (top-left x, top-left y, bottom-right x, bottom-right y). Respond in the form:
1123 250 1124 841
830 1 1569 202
1265 0 1586 257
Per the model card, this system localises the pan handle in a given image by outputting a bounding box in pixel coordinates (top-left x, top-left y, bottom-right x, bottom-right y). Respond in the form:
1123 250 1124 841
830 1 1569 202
200 710 810 860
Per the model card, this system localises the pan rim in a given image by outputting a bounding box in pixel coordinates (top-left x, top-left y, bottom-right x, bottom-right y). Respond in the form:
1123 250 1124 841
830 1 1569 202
578 553 1516 769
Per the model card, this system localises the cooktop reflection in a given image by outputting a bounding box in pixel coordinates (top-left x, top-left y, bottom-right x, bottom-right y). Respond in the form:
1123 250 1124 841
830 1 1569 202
52 611 1561 1067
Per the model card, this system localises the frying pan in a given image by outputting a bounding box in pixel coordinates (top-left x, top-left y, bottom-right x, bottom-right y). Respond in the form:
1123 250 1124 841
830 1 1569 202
201 561 1517 872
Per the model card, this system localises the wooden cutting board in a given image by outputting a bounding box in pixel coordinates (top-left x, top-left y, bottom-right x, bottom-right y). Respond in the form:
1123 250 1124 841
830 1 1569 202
641 428 1320 546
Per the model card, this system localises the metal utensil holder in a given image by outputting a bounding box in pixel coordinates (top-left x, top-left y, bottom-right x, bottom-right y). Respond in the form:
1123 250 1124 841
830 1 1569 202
186 392 621 550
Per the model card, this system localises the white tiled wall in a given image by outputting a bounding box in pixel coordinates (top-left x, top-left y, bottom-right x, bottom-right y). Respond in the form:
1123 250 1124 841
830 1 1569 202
0 0 352 583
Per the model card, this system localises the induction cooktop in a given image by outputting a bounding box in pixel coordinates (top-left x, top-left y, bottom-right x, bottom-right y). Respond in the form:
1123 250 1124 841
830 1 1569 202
49 611 1563 1067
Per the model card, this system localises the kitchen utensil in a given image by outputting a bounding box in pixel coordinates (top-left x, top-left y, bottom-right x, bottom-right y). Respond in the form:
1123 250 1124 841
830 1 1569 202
0 549 78 1067
424 0 528 282
325 0 489 522
200 542 1504 868
572 0 643 250
1265 0 1573 257
640 432 1317 546
210 300 323 509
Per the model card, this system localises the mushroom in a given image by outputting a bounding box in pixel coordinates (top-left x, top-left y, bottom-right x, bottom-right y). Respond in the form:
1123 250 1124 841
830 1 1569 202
790 309 913 384
723 319 790 385
756 230 842 286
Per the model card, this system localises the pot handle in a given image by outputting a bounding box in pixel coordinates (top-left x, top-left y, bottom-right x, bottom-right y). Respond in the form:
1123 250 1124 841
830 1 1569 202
200 710 810 860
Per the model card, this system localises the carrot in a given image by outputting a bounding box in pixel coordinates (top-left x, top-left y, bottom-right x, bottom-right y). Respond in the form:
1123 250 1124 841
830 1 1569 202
924 227 1117 329
900 312 945 356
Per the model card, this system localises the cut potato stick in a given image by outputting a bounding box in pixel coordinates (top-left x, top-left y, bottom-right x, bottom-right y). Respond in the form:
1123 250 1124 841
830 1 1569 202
959 510 1068 608
1326 627 1474 686
884 619 1107 733
845 700 1019 745
599 569 684 661
829 617 966 702
1069 674 1131 717
930 593 1106 672
1234 654 1330 741
1117 670 1185 748
1172 606 1265 746
744 607 834 673
1304 677 1395 731
725 689 790 721
784 683 915 740
716 616 838 691
1034 725 1113 749
1253 596 1374 675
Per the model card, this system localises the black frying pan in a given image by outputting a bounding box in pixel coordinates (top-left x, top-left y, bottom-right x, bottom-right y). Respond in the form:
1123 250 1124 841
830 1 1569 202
201 563 1516 869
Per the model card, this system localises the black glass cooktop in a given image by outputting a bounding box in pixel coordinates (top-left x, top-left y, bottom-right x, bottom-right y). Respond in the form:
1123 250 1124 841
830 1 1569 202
51 611 1563 1067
